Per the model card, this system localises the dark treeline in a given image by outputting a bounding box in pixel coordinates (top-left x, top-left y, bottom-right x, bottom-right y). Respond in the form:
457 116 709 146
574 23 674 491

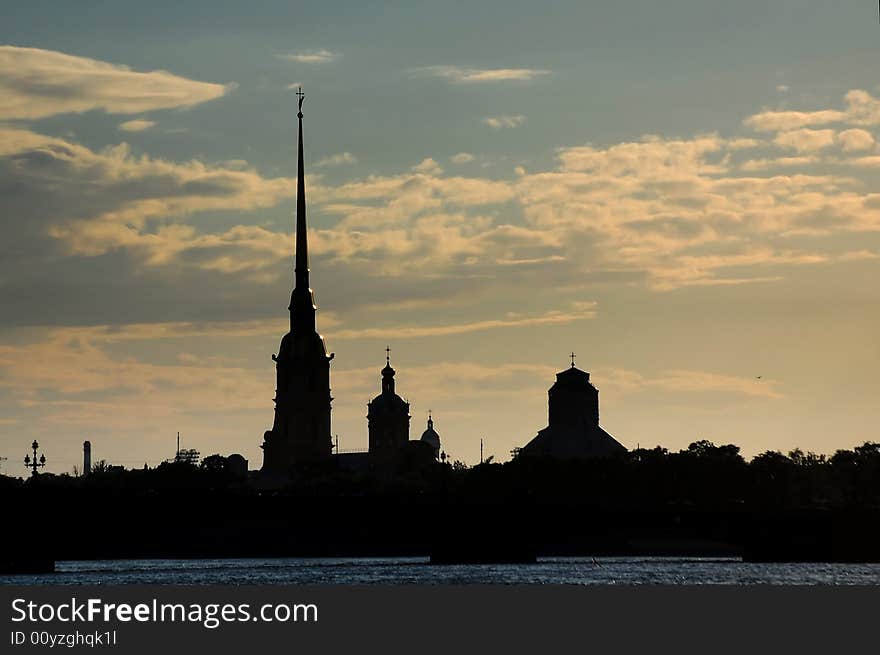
4 439 880 510
3 440 880 566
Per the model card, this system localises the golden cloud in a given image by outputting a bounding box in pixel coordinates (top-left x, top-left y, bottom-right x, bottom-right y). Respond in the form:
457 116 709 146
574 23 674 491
0 45 231 120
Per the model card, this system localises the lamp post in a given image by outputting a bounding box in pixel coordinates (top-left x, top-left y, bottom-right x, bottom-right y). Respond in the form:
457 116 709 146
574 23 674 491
24 440 46 476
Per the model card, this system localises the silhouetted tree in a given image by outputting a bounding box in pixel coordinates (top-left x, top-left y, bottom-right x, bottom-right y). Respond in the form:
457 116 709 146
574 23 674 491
751 450 791 469
174 448 200 466
91 459 110 474
684 440 744 462
201 454 228 473
788 448 825 467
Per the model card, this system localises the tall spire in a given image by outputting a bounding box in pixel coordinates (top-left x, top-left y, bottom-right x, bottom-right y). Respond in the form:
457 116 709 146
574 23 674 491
261 87 332 477
295 87 309 291
289 87 316 333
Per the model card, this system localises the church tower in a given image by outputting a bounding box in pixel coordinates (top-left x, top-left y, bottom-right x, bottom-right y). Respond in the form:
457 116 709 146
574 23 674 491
261 89 334 475
367 348 410 456
520 354 625 459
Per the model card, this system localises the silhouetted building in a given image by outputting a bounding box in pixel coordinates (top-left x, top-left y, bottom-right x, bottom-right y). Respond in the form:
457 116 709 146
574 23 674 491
520 360 626 459
367 349 410 456
336 451 371 473
332 353 441 476
261 89 334 475
227 454 248 480
420 413 441 460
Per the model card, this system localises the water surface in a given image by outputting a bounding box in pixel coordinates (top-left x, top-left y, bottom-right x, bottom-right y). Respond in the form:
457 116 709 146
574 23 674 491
4 557 880 585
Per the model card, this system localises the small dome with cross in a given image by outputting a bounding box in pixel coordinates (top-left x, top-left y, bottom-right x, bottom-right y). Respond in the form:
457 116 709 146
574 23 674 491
420 412 441 459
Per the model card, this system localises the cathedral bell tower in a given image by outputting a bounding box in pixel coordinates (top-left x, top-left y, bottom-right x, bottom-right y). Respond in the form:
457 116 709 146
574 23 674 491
261 88 334 475
367 348 411 455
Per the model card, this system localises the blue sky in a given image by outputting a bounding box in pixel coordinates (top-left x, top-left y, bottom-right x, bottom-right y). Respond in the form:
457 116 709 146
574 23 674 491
1 1 879 474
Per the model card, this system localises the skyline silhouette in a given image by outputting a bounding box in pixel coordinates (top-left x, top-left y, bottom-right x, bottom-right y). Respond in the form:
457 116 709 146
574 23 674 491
2 3 880 475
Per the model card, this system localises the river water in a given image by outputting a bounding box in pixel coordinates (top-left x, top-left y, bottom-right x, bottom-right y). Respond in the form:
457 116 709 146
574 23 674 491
3 557 880 585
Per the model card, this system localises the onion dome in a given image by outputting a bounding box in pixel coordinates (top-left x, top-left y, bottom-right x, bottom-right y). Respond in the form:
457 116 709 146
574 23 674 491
420 413 441 458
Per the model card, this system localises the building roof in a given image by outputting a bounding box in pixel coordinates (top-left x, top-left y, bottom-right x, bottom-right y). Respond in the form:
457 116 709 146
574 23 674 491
420 416 441 450
521 424 625 459
552 365 593 388
369 391 409 411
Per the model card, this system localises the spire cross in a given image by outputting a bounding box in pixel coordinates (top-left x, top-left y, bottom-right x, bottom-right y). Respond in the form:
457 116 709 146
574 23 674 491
296 87 305 117
570 351 576 368
385 346 391 366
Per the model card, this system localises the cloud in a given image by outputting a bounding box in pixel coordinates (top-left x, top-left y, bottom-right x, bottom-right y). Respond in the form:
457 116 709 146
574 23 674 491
7 82 880 338
0 326 270 440
0 126 294 286
844 155 880 168
118 119 156 132
330 303 597 340
597 367 784 399
483 114 526 129
314 152 358 167
744 109 846 132
739 156 820 171
838 249 879 261
744 89 880 132
410 65 549 84
514 131 880 288
289 120 880 290
411 157 444 175
450 152 475 164
843 89 880 125
39 117 879 294
217 159 253 171
58 320 292 343
0 45 231 120
276 50 340 64
555 134 726 174
837 128 875 152
330 361 558 410
776 84 789 93
773 128 836 153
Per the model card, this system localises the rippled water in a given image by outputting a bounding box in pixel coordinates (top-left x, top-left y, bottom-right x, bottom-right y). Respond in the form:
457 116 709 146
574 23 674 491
3 557 880 585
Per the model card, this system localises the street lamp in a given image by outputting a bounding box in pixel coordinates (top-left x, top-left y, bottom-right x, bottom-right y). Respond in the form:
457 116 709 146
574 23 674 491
24 440 46 476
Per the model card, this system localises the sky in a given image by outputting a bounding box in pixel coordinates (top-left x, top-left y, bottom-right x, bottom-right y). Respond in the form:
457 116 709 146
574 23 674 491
1 1 879 475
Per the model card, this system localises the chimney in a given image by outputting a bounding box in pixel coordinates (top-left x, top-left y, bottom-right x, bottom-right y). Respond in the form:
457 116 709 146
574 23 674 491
83 440 91 475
